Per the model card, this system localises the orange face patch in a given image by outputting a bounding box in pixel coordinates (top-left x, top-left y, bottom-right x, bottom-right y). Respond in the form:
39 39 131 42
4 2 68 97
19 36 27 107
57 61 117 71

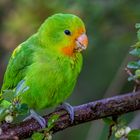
61 28 86 57
61 45 75 57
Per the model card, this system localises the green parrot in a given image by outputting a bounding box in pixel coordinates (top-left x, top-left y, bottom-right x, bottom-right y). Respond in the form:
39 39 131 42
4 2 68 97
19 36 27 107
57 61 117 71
0 13 88 127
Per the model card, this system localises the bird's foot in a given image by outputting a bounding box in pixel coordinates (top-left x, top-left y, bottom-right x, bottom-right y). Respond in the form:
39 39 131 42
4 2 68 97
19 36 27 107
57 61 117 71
23 109 46 128
57 102 74 123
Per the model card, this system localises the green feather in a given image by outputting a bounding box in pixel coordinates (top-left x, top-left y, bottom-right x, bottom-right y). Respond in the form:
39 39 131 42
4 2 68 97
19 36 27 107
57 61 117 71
1 13 85 110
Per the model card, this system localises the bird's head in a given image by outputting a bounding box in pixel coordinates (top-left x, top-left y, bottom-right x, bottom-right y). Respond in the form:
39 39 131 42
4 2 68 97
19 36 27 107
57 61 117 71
38 13 88 57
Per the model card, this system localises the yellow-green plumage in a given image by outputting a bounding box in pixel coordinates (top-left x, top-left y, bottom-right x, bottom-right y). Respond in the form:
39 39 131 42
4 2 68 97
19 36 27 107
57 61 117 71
1 13 87 110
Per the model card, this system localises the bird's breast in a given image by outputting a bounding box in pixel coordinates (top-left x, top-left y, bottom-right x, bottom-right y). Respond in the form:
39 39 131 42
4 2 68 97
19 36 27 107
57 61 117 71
22 54 82 109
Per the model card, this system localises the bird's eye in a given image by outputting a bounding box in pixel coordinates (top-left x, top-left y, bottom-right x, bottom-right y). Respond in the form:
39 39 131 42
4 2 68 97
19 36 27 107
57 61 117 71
64 30 71 35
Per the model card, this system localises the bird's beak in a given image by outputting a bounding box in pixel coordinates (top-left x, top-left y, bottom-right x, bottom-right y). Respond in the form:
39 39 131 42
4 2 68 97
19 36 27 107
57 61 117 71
75 33 88 52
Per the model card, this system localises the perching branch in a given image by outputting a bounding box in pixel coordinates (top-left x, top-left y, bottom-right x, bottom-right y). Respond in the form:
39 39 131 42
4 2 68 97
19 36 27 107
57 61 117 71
0 91 140 139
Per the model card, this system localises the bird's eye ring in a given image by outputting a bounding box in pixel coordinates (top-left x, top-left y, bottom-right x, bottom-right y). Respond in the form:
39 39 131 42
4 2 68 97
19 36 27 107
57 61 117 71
64 30 71 35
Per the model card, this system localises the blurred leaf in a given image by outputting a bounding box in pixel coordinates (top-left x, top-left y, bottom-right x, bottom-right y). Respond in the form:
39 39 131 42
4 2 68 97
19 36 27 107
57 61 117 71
15 103 29 115
127 61 140 69
31 132 44 140
128 76 135 81
103 118 114 125
135 69 140 78
47 114 59 130
137 31 140 41
128 129 140 140
129 48 140 57
136 23 140 41
135 23 140 29
133 42 140 48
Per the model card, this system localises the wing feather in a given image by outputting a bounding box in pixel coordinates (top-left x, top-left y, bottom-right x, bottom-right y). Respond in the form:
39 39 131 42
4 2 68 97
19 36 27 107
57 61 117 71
2 41 34 91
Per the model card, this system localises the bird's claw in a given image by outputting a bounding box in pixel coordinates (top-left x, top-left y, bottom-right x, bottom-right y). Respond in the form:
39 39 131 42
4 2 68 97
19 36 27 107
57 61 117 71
57 102 74 123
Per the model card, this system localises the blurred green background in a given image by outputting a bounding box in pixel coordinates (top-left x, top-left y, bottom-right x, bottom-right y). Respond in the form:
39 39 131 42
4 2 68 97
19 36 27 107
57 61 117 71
0 0 140 140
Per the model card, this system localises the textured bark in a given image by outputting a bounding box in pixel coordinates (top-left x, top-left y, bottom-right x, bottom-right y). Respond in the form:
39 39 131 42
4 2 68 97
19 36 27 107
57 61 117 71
0 91 140 139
